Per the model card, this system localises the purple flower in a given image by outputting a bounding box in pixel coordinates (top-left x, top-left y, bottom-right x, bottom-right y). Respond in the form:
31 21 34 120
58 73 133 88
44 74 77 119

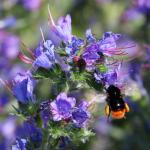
78 100 90 109
98 32 121 57
135 0 150 13
48 9 72 42
7 64 27 81
0 31 19 59
85 29 96 43
16 120 42 145
65 37 84 55
22 0 42 11
121 8 142 22
0 16 16 29
12 72 36 103
0 93 9 108
33 40 55 69
34 54 53 69
94 71 117 85
0 116 17 149
146 47 150 62
12 138 27 150
0 116 16 140
40 109 51 127
0 142 6 150
128 61 148 97
72 109 89 127
50 93 76 121
82 42 100 70
34 42 43 57
40 100 51 127
128 61 141 81
0 57 9 71
34 40 69 71
72 100 90 127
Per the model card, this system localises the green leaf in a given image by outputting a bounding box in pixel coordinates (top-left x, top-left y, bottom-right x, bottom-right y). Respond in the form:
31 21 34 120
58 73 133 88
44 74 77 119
33 64 66 81
86 73 103 91
97 64 108 73
12 105 20 114
48 121 69 139
56 47 68 56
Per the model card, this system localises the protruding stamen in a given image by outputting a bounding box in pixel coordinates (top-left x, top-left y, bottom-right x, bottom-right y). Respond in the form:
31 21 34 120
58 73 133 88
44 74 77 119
48 5 55 26
21 41 35 59
106 60 118 66
105 44 136 52
0 78 5 86
18 52 33 64
0 78 12 93
40 27 46 43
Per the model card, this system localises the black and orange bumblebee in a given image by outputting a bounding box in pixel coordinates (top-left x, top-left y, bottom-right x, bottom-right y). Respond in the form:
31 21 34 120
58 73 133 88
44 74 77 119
105 85 130 119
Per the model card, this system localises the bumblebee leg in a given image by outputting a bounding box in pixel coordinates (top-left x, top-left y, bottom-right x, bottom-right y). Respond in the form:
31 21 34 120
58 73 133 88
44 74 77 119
105 105 111 122
125 103 130 112
105 105 110 116
106 105 111 122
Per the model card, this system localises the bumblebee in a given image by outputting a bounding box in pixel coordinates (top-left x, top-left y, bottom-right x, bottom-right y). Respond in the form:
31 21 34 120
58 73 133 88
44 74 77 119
105 85 130 119
73 56 86 71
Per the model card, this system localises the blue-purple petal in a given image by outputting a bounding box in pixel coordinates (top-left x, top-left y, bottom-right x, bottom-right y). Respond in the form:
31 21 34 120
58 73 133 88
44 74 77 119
34 53 53 69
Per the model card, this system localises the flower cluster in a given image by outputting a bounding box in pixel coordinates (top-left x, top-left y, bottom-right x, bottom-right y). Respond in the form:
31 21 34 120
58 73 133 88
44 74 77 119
50 93 90 127
0 8 136 150
12 72 36 103
0 29 27 113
